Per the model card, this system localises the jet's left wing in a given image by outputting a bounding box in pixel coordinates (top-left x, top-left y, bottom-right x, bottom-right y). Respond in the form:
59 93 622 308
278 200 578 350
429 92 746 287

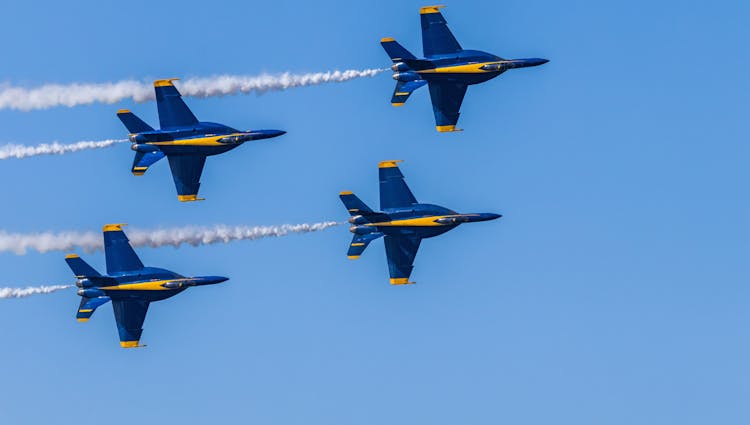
167 154 207 202
384 233 422 284
427 81 468 132
112 299 150 348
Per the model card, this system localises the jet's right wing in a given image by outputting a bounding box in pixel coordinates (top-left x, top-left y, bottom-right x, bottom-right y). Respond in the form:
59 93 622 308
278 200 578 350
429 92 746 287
420 5 462 57
167 154 207 202
384 233 422 284
427 81 468 132
112 299 150 348
379 160 417 210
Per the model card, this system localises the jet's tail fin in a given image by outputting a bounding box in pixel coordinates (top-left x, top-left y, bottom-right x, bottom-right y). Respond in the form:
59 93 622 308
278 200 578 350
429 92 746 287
76 296 111 322
65 254 101 278
381 38 417 62
391 80 427 106
117 109 154 134
103 224 144 275
347 232 383 259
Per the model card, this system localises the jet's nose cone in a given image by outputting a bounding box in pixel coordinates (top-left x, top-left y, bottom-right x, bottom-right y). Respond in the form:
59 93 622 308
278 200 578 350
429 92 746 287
200 276 229 285
482 213 502 221
251 129 286 140
529 58 549 66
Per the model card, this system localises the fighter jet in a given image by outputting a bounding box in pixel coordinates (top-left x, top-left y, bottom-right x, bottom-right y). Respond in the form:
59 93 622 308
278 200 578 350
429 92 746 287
381 5 548 132
339 160 501 284
65 224 228 348
117 79 285 202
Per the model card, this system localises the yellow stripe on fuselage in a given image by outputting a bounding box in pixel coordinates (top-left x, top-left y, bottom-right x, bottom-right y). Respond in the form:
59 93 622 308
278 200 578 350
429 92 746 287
366 215 458 227
418 62 502 75
148 133 247 147
100 279 190 291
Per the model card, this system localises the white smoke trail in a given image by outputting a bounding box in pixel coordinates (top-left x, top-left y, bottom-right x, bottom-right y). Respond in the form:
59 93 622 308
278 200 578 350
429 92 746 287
0 139 128 160
0 285 71 299
0 69 386 111
0 222 341 255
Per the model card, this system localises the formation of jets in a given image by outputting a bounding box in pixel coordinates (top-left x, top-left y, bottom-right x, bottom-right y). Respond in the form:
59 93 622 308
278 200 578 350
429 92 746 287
47 5 545 347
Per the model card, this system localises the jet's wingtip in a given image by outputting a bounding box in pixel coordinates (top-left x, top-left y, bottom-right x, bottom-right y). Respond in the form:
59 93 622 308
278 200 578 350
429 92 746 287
153 78 180 87
65 253 80 259
420 5 446 14
378 159 404 168
390 278 416 285
436 125 462 132
103 223 127 232
381 37 396 43
177 195 205 202
340 191 354 196
347 255 361 260
117 109 131 114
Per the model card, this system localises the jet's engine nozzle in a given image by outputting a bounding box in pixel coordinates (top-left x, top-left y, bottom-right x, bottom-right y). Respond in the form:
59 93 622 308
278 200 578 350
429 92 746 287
349 225 377 235
131 143 160 153
393 72 420 82
391 62 410 72
75 278 93 288
348 215 369 225
77 288 106 298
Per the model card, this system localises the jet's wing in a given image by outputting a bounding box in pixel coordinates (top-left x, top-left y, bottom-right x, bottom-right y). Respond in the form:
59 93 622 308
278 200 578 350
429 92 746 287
154 79 199 129
379 160 417 210
427 81 468 132
112 299 150 348
420 6 462 57
384 233 422 284
131 151 165 176
103 224 144 275
167 154 207 202
76 296 110 322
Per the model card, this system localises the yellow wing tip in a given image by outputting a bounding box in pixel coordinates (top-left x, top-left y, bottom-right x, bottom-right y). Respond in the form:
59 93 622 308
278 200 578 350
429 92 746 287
381 37 395 43
378 159 404 168
390 278 415 285
340 191 353 196
103 223 127 232
65 253 79 259
76 318 89 322
420 5 446 14
120 341 140 348
392 102 405 107
154 78 180 87
177 194 205 202
347 255 361 260
436 125 457 132
117 109 131 114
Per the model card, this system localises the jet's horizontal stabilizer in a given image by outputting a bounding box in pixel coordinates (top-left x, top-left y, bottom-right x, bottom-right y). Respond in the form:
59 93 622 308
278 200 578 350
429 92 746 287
347 232 383 259
76 296 111 322
391 80 427 106
117 109 154 134
132 150 165 176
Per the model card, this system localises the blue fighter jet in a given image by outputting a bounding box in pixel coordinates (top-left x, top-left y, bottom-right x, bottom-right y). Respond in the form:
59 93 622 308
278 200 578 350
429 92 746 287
65 224 228 348
339 160 501 284
117 79 285 202
381 5 548 132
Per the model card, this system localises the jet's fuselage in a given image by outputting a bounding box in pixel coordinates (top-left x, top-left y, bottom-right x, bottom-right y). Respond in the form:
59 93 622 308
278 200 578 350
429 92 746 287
75 266 228 302
351 203 501 239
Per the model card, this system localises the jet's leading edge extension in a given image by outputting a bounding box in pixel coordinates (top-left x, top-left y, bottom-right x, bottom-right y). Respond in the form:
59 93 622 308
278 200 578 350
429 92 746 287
340 160 501 284
66 224 228 348
118 79 285 202
381 5 548 132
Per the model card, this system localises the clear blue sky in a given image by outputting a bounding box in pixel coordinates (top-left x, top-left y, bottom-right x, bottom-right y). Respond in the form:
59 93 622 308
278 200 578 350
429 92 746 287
0 0 748 423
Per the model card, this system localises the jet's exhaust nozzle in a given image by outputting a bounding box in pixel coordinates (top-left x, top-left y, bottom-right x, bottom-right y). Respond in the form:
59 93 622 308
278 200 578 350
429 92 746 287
393 72 420 82
349 225 376 235
348 215 368 225
391 62 410 72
